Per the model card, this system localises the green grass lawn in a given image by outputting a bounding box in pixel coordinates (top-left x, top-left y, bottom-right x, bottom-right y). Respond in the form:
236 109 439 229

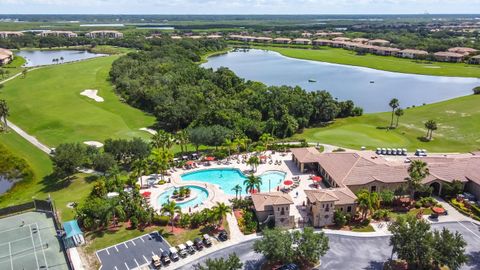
252 45 480 78
387 208 434 220
351 224 375 232
0 55 156 147
294 94 480 153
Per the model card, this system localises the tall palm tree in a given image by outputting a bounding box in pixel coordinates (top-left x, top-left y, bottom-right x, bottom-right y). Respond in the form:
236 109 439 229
212 202 232 226
175 130 189 154
233 136 244 154
60 56 64 63
356 191 372 220
247 156 260 172
152 149 173 180
259 133 274 152
131 158 149 188
232 184 242 199
389 98 400 128
394 108 404 128
223 138 234 156
243 174 262 194
424 120 438 140
104 198 126 228
151 130 172 150
407 160 429 199
161 201 181 232
0 99 9 131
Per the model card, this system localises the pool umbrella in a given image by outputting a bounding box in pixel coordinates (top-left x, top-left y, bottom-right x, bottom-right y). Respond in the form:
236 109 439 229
250 189 258 194
284 180 293 186
185 161 195 166
204 156 215 161
141 191 151 198
312 176 322 182
432 207 445 215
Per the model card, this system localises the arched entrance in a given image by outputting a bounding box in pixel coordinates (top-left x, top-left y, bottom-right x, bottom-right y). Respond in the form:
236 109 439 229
430 182 441 196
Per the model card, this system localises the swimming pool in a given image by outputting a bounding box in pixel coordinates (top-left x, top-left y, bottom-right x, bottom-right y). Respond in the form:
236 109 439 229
157 185 209 209
180 168 286 195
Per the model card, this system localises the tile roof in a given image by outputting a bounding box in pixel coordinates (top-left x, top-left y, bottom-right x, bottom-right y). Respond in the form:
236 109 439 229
251 192 294 211
305 188 356 205
291 147 321 163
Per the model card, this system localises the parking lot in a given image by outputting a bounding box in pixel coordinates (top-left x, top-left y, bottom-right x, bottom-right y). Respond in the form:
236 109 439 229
96 232 170 270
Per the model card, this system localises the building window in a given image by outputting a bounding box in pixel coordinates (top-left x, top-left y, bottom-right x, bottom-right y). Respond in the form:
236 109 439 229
324 215 329 219
347 206 352 212
371 186 377 192
281 207 285 215
325 206 329 212
340 207 343 211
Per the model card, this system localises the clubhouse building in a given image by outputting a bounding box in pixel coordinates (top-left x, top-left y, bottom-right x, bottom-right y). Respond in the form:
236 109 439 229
0 48 13 65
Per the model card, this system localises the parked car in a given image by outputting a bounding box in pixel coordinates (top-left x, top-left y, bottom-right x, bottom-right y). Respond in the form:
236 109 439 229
381 148 386 155
203 234 212 247
177 244 188 257
386 148 392 155
185 240 195 254
194 237 204 250
391 149 397 155
160 251 170 264
151 255 161 269
278 263 300 270
376 148 381 154
218 230 228 241
169 247 179 261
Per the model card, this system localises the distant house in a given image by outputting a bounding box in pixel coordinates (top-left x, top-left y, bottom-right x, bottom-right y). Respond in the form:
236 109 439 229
305 188 357 227
434 51 464 62
332 37 350 42
39 31 77 38
313 39 332 46
398 49 429 59
352 38 369 44
367 39 390 46
86 30 123 39
448 47 478 56
0 48 13 65
330 41 347 48
469 55 480 64
251 192 295 228
206 34 222 39
170 35 182 40
301 32 313 38
254 37 273 43
372 46 401 56
292 38 312 45
272 37 291 44
0 31 24 38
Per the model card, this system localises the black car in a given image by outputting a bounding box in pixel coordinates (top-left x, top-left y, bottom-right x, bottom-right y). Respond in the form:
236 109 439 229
160 251 171 264
218 230 228 241
193 237 204 250
279 263 300 270
202 234 212 247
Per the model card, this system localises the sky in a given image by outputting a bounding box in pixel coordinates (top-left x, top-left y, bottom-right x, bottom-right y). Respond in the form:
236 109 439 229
1 0 479 15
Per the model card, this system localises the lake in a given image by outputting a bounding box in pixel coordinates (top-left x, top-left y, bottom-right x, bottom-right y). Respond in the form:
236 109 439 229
17 50 106 67
202 49 480 112
0 176 16 195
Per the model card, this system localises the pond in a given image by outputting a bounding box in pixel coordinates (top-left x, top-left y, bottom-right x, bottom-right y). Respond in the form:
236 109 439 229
0 176 17 195
17 50 106 67
202 49 480 112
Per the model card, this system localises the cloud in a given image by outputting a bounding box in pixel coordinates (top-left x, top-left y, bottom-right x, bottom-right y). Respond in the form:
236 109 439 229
1 0 479 14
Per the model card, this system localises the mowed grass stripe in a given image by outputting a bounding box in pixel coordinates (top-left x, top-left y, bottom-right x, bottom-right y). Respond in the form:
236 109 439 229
294 94 480 153
0 56 155 146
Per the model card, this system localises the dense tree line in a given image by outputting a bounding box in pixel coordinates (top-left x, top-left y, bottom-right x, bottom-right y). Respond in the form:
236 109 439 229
109 40 362 140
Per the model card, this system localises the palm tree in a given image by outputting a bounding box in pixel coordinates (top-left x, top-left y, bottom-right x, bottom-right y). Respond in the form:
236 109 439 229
223 138 234 157
212 202 232 226
259 133 274 152
60 56 64 63
389 98 400 128
0 99 9 131
152 149 173 180
407 160 429 199
247 156 260 172
104 198 126 228
424 120 438 141
394 108 404 128
243 174 262 194
356 191 372 220
175 130 189 154
151 130 171 150
232 184 242 199
161 201 181 232
233 136 244 154
131 158 149 188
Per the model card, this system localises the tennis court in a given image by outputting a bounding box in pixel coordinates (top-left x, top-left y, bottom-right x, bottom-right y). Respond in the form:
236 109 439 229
0 211 69 270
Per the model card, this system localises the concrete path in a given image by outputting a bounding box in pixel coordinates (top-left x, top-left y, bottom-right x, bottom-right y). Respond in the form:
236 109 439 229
226 212 244 242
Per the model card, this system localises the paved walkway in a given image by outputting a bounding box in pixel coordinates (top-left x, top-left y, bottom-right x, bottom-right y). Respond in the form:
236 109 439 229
226 213 244 242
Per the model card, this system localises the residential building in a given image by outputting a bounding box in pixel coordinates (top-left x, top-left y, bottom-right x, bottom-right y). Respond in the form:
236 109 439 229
206 34 222 39
332 37 350 42
313 39 332 46
0 31 24 38
39 31 77 38
371 46 401 56
469 55 480 64
254 37 272 43
352 38 369 43
170 35 182 40
434 51 464 62
272 37 291 44
86 30 123 39
368 39 390 46
251 192 295 228
292 38 312 45
448 47 478 56
398 49 429 59
305 188 356 227
0 48 13 65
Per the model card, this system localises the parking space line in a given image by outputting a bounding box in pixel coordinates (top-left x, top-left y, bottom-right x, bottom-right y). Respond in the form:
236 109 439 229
124 242 128 248
140 237 145 242
114 266 118 270
151 251 155 256
458 221 480 239
134 259 140 267
106 249 110 255
130 240 136 246
143 255 148 263
124 262 129 270
115 246 119 252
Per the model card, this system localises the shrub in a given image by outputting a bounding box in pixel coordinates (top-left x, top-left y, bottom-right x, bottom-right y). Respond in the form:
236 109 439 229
414 201 422 208
212 149 228 159
130 216 139 229
153 215 170 226
158 180 166 185
334 210 347 227
372 210 389 221
178 214 191 228
418 197 436 208
473 86 480 95
361 218 371 226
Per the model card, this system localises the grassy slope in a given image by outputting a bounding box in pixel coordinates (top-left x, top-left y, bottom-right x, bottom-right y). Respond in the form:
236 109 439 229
253 46 480 78
0 56 155 147
294 94 480 153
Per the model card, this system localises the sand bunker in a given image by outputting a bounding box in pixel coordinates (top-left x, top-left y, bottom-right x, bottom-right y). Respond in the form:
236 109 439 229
140 128 157 135
84 141 104 148
80 89 104 102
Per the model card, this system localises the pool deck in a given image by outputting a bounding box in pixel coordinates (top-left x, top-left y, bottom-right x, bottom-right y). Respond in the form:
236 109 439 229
138 151 318 220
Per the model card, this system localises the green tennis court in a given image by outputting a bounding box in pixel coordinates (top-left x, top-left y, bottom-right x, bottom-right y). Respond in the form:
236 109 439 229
0 211 69 270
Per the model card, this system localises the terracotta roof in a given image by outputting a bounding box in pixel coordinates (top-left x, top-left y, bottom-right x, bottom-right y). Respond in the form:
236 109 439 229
252 192 294 211
273 37 291 41
434 51 464 58
368 39 390 44
332 37 350 42
293 38 311 42
291 147 321 163
400 49 429 55
0 48 12 56
305 188 356 205
448 47 478 55
352 38 369 43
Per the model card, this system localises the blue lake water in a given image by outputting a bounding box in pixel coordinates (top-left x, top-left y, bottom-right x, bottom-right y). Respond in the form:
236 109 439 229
17 50 106 67
202 49 480 112
180 168 286 195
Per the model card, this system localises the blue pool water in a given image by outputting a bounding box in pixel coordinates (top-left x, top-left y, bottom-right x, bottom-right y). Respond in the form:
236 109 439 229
180 168 286 195
157 185 209 209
